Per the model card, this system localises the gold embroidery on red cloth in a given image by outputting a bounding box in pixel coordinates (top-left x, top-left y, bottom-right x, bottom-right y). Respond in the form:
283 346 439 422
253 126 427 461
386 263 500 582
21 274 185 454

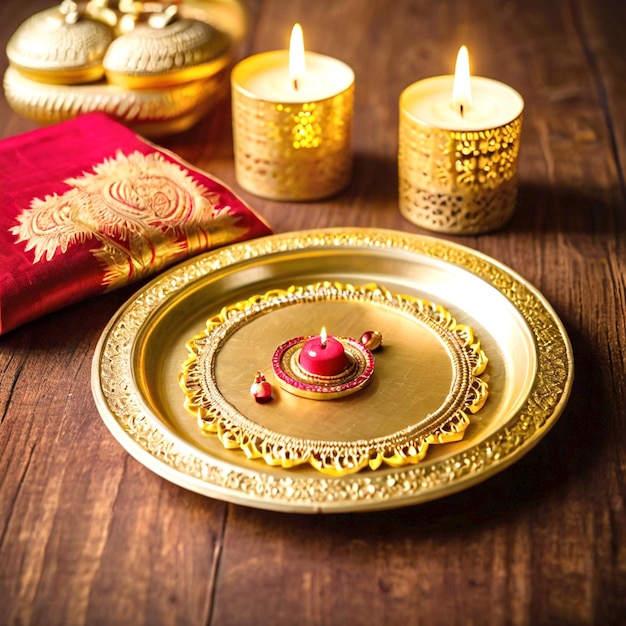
10 150 248 289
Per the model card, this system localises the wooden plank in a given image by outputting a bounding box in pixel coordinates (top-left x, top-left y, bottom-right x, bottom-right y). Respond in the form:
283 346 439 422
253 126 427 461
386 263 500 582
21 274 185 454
0 291 227 626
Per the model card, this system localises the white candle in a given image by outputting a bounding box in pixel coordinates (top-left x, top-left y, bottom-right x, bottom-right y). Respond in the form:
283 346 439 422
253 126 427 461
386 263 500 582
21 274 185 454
402 44 522 132
232 50 354 103
401 74 523 131
230 24 355 200
398 45 524 234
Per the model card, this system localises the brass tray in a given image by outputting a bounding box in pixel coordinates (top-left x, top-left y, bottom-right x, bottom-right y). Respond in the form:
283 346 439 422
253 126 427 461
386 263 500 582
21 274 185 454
92 228 574 513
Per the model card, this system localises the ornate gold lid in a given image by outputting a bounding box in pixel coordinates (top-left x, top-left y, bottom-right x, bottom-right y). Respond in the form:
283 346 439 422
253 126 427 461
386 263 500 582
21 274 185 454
4 1 245 135
6 0 114 84
103 5 231 88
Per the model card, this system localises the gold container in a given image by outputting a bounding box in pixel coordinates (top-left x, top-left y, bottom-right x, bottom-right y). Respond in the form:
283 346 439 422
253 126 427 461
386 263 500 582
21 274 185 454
399 76 524 234
2 65 227 137
103 7 231 88
231 50 355 201
6 0 114 84
3 1 246 136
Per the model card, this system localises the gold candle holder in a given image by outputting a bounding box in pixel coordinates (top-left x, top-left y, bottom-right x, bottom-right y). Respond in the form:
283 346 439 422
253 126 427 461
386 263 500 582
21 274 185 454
231 50 355 201
399 75 523 234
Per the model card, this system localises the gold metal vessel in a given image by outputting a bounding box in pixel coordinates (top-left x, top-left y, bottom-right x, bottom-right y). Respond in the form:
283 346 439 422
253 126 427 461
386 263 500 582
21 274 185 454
103 8 230 88
6 0 114 84
231 51 355 201
4 0 246 135
399 78 524 234
92 228 574 513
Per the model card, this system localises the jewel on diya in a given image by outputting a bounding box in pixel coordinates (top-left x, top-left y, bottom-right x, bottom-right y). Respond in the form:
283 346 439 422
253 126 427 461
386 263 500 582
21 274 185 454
253 327 383 401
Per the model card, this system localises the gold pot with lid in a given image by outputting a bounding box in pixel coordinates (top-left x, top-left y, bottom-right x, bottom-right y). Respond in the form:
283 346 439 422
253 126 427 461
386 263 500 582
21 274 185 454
103 5 231 88
4 0 246 135
6 0 114 84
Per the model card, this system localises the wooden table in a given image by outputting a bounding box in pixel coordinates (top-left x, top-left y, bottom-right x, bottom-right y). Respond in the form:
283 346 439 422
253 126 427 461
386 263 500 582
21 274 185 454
1 1 625 623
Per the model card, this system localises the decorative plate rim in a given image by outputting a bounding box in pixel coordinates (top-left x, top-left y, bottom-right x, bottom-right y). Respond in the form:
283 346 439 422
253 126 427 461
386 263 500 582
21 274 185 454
91 227 574 513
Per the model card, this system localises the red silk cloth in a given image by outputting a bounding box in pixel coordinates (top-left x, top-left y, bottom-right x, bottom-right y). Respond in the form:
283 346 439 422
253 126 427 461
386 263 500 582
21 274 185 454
0 112 272 335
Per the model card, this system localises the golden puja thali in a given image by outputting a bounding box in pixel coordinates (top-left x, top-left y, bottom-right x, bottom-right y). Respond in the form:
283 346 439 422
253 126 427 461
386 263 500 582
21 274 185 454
92 228 574 512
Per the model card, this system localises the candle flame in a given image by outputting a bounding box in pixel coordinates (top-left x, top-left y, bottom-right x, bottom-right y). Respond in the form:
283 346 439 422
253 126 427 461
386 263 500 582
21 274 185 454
289 23 306 91
320 326 327 347
452 45 472 116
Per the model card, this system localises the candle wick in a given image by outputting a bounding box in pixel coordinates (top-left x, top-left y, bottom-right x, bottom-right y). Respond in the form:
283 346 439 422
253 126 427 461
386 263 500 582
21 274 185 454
460 104 464 118
293 78 299 91
320 336 327 348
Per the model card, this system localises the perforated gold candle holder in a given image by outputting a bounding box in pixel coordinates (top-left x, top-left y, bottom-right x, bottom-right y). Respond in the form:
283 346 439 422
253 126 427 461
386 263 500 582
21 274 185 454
231 51 355 201
399 86 523 234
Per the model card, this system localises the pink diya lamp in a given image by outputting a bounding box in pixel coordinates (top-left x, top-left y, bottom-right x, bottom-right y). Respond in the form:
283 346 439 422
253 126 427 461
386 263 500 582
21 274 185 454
270 327 382 400
299 327 349 376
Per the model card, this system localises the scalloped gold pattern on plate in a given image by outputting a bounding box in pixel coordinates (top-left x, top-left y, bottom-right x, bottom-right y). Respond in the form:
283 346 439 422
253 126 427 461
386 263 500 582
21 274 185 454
179 282 488 476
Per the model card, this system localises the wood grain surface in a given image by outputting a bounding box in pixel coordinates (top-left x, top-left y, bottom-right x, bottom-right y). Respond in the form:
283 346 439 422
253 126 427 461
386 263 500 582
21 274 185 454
1 0 625 624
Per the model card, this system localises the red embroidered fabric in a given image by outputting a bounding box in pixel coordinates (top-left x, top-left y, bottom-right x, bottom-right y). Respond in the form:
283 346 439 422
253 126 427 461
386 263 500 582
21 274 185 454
0 113 272 335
